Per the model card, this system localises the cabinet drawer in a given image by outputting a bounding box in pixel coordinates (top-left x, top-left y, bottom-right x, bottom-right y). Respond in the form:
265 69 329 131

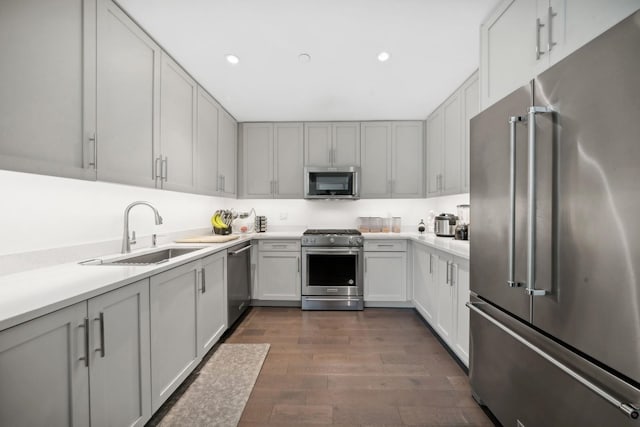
364 240 407 252
258 240 301 252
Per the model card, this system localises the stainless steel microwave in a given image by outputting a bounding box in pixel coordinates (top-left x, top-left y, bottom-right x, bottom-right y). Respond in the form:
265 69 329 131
304 166 360 199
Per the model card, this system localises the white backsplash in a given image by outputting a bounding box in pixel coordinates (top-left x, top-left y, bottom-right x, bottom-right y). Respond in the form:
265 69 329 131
0 169 469 273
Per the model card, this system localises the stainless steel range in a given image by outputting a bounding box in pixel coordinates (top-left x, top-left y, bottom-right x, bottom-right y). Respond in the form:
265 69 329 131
301 229 364 310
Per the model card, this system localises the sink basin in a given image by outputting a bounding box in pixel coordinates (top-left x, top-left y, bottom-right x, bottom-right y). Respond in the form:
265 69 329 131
81 247 202 266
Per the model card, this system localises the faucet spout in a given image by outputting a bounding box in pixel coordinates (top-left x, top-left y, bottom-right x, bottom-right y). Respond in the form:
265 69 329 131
122 201 163 253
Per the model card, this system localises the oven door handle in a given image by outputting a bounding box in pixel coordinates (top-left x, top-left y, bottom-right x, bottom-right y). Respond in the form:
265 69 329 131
302 247 362 254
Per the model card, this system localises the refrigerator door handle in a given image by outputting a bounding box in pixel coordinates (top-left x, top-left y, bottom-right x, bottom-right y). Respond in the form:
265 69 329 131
467 301 640 420
525 106 552 297
507 116 526 288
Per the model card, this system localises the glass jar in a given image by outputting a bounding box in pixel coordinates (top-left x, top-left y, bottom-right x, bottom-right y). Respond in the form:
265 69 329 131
369 217 382 233
392 217 402 233
382 217 391 233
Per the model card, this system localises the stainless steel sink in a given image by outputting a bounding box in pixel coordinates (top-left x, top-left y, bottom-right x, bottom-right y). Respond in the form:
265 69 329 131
80 247 202 266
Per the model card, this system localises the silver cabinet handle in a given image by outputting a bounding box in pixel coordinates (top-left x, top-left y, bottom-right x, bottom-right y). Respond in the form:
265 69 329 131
526 106 552 296
155 156 162 180
429 253 433 274
445 261 450 284
547 6 557 52
89 133 97 169
508 116 525 288
79 318 90 367
467 302 640 420
298 256 300 273
216 175 221 192
222 175 225 192
94 312 105 358
162 157 168 181
229 244 253 256
201 267 206 293
377 244 394 248
536 17 546 59
450 263 456 286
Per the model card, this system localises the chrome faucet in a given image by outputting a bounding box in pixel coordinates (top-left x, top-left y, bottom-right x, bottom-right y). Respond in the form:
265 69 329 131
122 201 163 253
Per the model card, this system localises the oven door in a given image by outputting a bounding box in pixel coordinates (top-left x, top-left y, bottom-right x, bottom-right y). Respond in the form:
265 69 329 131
301 247 363 296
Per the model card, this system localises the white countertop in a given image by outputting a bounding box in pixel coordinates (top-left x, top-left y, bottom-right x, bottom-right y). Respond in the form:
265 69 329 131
0 230 468 332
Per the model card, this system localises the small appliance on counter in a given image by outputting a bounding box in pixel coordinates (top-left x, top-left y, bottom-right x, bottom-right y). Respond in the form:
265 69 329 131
255 215 267 232
454 204 470 241
434 213 457 237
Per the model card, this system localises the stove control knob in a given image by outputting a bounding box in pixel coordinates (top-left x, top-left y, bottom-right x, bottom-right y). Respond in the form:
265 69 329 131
329 237 335 243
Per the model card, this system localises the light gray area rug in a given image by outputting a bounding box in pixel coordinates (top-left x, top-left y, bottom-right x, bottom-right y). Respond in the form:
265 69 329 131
158 343 270 427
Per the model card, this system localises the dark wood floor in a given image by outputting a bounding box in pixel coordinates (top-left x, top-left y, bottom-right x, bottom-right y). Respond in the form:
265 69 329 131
226 307 494 426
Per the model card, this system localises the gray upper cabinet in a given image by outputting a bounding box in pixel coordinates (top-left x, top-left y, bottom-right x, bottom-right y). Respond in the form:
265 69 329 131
360 122 392 198
304 122 360 167
97 0 160 188
0 0 96 180
426 71 478 198
361 121 424 199
158 53 197 193
241 123 303 199
241 123 273 198
196 88 220 196
391 121 424 198
218 109 237 197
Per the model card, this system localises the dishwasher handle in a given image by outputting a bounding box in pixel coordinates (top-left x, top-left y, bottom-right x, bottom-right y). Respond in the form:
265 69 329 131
228 244 252 256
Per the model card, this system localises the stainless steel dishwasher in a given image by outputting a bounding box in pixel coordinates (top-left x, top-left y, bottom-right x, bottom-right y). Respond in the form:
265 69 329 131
227 241 252 326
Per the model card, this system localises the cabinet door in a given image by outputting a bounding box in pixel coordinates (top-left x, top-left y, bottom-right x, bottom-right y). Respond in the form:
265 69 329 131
257 251 301 300
159 54 197 192
480 0 543 109
218 109 237 196
0 0 96 180
333 122 361 166
553 0 640 66
198 252 227 358
274 123 304 198
436 257 456 345
360 122 392 198
88 279 151 427
454 262 470 366
442 95 462 195
461 73 479 193
391 121 424 198
426 110 443 197
97 0 160 188
196 88 220 195
150 262 199 411
0 302 90 427
412 244 437 324
304 123 332 166
364 252 407 301
242 123 274 198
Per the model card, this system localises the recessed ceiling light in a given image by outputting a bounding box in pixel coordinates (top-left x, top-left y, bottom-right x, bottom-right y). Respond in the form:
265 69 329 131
225 54 239 65
377 51 391 62
298 53 311 63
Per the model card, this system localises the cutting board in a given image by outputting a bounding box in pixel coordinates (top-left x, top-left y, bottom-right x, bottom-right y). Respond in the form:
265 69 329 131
174 235 240 244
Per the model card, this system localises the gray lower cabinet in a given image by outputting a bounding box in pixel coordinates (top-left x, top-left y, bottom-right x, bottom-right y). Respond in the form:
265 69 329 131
361 121 424 198
240 123 303 199
304 122 360 167
256 240 301 301
158 53 197 192
88 279 151 427
0 278 151 427
411 242 438 324
96 0 161 188
197 252 227 357
0 302 90 427
0 0 96 181
150 261 199 412
363 240 407 301
218 110 238 196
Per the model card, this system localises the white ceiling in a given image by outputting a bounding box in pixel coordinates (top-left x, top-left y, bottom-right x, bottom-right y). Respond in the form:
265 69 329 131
117 0 501 122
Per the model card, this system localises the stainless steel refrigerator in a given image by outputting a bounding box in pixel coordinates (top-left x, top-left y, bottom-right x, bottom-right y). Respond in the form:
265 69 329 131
469 10 640 426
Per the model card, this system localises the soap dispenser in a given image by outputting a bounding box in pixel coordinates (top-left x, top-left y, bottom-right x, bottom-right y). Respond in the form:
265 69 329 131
418 219 426 234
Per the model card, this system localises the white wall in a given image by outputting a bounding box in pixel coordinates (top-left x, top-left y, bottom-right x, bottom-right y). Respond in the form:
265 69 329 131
230 194 470 232
0 170 225 256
